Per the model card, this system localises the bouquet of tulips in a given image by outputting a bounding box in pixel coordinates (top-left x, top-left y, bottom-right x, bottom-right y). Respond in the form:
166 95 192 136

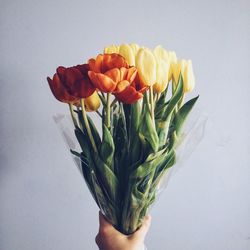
47 43 198 235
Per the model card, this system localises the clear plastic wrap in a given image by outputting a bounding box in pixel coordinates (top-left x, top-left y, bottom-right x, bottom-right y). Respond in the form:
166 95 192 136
53 110 207 233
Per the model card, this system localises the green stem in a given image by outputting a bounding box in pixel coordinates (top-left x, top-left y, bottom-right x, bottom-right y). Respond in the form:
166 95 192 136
105 93 111 129
149 85 155 127
80 98 98 153
77 106 83 130
98 93 107 106
178 94 185 109
111 98 118 108
69 103 78 127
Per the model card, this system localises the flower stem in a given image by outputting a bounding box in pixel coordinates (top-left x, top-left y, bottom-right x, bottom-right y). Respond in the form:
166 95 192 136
149 86 155 127
111 98 118 108
69 103 78 127
80 98 98 153
77 106 83 130
105 93 111 129
98 93 107 106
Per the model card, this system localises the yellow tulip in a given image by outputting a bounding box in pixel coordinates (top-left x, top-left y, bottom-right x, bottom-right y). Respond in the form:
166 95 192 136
172 60 195 93
153 58 170 93
172 60 187 85
84 91 101 111
119 44 136 66
104 44 120 54
168 51 177 81
183 60 195 93
129 43 140 55
153 45 178 82
135 48 156 86
153 47 170 93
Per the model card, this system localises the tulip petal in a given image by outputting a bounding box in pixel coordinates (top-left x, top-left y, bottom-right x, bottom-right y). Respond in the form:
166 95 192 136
102 53 128 72
114 80 130 93
119 44 135 66
84 91 101 112
115 85 143 104
135 48 156 86
88 71 116 92
125 67 137 83
88 54 103 73
104 68 121 83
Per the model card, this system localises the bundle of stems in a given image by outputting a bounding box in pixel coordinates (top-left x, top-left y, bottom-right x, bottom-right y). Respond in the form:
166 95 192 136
69 77 198 234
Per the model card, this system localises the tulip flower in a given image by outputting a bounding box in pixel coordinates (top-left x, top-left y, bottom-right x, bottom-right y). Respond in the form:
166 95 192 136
153 45 177 82
183 60 195 93
56 64 96 98
114 73 148 104
153 45 169 62
47 73 79 104
153 57 170 93
89 66 138 94
129 43 140 56
47 64 96 104
88 53 130 92
84 91 101 111
172 60 187 85
119 44 136 66
168 51 177 81
172 59 195 93
135 48 156 86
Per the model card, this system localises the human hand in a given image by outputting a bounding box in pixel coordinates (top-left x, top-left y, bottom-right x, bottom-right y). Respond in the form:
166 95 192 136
95 211 151 250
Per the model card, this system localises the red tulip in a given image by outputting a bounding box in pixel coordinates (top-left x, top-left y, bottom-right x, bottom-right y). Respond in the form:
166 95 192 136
47 74 79 104
47 64 96 104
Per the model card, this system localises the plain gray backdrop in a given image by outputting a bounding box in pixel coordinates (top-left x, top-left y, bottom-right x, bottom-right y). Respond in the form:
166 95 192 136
0 0 250 249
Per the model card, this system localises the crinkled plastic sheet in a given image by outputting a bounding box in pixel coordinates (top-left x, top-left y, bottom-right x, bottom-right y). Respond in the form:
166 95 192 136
53 111 207 243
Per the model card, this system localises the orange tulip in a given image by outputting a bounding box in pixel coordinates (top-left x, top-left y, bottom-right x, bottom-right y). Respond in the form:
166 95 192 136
115 73 148 104
88 66 137 93
88 53 132 93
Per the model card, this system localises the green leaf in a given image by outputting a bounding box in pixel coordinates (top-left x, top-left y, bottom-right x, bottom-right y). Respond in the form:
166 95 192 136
173 95 199 136
100 123 115 169
162 75 184 121
129 101 143 166
91 171 118 226
93 153 118 204
139 110 159 153
155 76 184 148
87 115 101 147
131 146 168 179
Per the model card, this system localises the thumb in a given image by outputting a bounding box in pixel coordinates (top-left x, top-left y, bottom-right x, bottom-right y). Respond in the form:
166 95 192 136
98 211 115 233
130 215 151 241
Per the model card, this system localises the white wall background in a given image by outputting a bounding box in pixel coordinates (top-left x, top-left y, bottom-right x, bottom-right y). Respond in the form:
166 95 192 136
0 0 250 249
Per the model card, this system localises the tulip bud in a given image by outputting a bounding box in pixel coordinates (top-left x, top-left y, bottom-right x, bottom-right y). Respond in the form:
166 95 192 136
104 45 119 54
129 43 140 55
119 44 136 66
153 45 169 62
168 51 178 82
183 60 195 93
153 51 170 93
168 51 177 64
84 91 101 111
172 60 187 85
135 48 156 86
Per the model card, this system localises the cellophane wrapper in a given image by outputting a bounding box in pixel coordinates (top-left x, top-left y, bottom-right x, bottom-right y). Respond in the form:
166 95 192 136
53 110 207 235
